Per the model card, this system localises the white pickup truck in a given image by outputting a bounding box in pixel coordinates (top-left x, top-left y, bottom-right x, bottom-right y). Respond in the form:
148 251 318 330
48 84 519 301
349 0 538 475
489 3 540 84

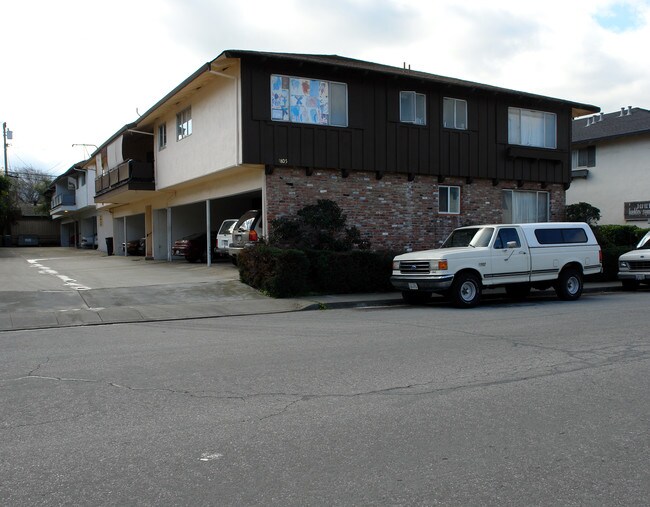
618 230 650 290
391 222 602 308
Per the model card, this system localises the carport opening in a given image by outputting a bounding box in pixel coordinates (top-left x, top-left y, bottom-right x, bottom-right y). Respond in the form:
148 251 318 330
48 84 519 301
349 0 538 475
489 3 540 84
168 190 262 264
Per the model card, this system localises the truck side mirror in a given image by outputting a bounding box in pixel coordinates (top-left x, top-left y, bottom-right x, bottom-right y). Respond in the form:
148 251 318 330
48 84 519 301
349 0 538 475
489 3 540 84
506 241 518 249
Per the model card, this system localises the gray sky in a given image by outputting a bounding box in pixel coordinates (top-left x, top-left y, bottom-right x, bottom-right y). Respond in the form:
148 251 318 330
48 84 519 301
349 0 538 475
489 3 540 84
2 0 649 176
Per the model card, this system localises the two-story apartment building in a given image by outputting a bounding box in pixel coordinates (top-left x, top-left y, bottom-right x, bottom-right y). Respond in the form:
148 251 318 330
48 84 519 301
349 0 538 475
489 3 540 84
85 50 598 259
568 106 650 225
49 163 97 247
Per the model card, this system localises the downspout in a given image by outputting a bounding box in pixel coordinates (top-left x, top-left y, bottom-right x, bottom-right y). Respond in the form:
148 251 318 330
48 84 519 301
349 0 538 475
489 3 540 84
209 69 241 165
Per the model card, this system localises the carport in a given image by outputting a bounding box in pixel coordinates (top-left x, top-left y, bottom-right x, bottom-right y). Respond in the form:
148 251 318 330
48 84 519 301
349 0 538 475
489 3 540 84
113 214 145 256
164 190 262 266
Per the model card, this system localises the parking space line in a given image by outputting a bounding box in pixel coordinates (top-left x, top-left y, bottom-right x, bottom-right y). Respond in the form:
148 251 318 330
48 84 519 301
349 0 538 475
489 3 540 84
27 259 92 291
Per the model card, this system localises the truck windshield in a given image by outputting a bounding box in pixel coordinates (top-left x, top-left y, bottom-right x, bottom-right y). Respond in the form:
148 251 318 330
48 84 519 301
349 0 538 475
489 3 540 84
441 227 494 248
635 232 650 250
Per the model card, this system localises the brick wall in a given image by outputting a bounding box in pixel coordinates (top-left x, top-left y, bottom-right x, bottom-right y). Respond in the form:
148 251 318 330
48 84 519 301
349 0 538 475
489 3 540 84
266 167 566 252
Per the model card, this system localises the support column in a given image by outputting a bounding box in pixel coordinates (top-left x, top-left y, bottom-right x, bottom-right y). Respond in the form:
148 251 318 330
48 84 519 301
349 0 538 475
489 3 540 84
145 205 153 260
206 199 212 267
167 207 172 262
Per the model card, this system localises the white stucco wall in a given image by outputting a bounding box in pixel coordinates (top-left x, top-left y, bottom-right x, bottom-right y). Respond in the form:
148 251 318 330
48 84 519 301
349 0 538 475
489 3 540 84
567 134 650 225
154 67 240 190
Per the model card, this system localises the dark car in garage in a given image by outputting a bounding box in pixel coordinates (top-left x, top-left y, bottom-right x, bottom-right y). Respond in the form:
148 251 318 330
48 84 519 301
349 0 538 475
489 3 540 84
172 231 216 263
123 237 145 256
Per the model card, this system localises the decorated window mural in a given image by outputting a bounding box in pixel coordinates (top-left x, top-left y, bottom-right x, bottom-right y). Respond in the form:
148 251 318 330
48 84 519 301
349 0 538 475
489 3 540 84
271 74 348 127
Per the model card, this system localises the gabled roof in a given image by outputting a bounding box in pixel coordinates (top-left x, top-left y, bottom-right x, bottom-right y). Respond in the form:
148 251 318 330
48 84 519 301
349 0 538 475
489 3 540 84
573 107 650 144
223 50 599 117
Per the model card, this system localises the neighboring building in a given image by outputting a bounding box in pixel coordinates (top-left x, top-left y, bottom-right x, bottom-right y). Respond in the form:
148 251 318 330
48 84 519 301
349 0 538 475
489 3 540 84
568 107 650 225
83 50 598 258
49 163 98 247
10 203 59 246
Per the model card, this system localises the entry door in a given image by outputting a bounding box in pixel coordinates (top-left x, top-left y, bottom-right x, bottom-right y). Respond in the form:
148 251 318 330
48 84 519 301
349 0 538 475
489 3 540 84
489 227 530 284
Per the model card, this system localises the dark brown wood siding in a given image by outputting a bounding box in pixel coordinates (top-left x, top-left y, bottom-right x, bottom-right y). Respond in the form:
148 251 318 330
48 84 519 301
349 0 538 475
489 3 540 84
240 57 572 185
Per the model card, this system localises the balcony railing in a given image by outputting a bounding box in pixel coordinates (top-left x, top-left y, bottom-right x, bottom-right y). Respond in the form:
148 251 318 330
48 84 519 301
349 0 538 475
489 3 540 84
95 160 154 196
51 193 75 209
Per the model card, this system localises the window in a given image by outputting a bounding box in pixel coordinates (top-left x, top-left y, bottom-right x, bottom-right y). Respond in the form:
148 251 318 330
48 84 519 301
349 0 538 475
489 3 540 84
400 91 426 125
271 74 348 127
534 228 588 244
79 172 86 187
571 146 595 168
494 228 522 249
439 186 460 214
176 107 192 141
502 190 549 223
508 107 556 149
443 97 467 129
158 123 167 150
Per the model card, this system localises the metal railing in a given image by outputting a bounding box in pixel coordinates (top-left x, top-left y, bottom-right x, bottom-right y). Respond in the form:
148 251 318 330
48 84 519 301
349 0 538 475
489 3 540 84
94 160 154 194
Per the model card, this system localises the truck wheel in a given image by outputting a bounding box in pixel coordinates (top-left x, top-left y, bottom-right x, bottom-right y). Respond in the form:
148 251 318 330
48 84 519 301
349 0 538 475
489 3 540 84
505 283 531 301
621 280 639 291
555 268 583 301
401 291 432 305
450 273 481 308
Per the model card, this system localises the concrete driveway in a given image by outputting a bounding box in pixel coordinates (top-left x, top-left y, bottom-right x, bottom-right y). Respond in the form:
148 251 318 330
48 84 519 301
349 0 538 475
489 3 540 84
0 247 309 330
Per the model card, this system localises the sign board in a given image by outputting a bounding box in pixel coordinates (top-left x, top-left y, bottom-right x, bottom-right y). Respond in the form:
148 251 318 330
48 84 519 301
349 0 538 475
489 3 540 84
624 201 650 221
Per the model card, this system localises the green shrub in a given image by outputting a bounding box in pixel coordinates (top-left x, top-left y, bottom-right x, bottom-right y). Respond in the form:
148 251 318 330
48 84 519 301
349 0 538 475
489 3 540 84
238 245 310 297
598 246 631 281
306 249 394 294
593 224 648 249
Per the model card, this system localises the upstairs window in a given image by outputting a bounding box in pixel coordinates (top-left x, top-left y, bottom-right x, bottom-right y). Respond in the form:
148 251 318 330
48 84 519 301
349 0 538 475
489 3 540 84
176 107 192 141
572 146 596 168
508 107 556 149
400 91 426 125
439 185 460 214
158 123 167 150
271 74 348 127
443 97 467 129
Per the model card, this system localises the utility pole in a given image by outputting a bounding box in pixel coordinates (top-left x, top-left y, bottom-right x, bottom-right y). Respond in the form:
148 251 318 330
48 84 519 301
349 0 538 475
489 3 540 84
2 122 12 176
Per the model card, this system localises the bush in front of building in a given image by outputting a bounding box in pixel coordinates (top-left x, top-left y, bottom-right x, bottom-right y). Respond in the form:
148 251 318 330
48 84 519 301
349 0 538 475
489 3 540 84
306 249 394 294
238 199 394 297
238 245 310 298
238 244 394 297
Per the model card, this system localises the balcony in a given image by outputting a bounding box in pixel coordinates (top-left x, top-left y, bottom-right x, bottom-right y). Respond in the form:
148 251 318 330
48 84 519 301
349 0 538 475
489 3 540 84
95 160 155 203
51 193 76 209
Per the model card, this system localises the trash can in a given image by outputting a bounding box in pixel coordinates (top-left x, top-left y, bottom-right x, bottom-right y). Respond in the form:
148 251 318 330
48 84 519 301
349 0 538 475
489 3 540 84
105 237 114 256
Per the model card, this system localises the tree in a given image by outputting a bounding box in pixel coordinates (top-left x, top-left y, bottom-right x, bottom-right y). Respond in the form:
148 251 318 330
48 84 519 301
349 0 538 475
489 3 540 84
10 167 53 215
0 174 21 236
566 202 601 225
270 199 371 251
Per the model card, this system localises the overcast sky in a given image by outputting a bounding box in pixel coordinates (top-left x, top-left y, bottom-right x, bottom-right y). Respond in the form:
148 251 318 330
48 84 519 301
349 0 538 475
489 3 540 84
2 0 649 176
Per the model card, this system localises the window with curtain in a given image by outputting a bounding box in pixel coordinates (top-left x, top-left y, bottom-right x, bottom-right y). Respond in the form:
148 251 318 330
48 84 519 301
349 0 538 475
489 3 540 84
571 146 596 168
508 107 556 149
502 190 549 223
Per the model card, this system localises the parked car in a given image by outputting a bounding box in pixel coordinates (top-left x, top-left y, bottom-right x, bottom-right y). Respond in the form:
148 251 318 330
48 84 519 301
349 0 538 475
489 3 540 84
228 210 263 264
123 237 145 256
214 219 238 259
172 231 216 263
80 234 98 249
618 230 650 290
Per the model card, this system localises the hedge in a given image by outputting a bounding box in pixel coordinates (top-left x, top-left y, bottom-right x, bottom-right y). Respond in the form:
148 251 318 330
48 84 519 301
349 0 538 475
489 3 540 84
238 244 395 298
